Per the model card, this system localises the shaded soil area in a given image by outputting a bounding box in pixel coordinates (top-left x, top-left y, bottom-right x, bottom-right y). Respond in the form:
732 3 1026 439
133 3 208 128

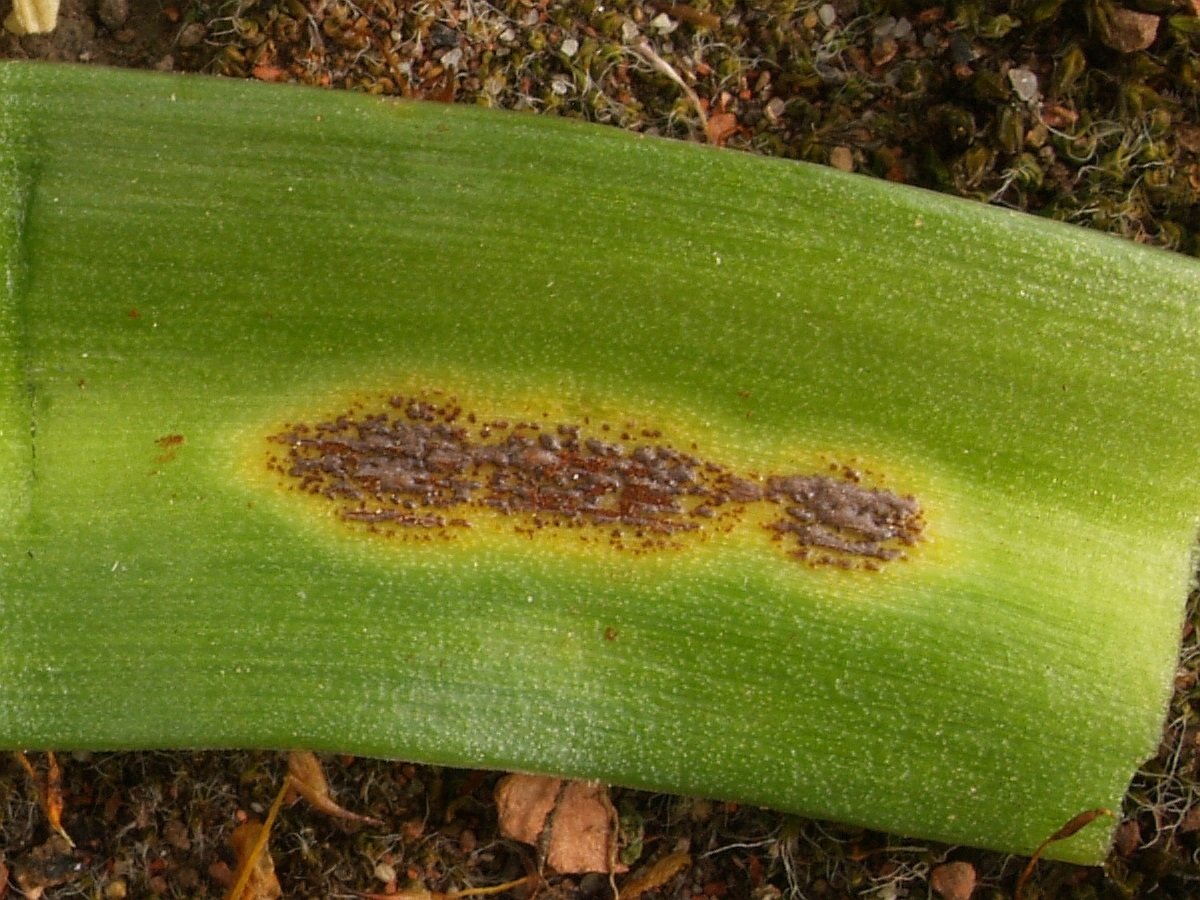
4 0 1199 252
3 1 1200 898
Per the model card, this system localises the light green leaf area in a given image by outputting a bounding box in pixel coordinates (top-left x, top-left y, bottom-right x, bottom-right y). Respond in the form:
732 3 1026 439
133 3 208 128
2 61 1198 862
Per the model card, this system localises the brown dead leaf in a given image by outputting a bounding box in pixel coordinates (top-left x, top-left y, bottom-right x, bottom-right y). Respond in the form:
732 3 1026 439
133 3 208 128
620 851 692 900
251 63 288 83
1100 8 1159 53
495 775 623 875
704 111 739 147
495 773 561 845
1178 124 1200 154
930 861 976 900
228 822 282 900
286 751 385 827
545 781 621 875
12 834 82 900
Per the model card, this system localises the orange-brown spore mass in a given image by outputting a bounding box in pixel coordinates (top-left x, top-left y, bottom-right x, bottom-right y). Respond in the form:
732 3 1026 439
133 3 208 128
266 394 924 568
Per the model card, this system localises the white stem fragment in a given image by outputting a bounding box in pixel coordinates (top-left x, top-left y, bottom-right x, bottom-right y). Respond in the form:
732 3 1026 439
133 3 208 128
4 0 59 35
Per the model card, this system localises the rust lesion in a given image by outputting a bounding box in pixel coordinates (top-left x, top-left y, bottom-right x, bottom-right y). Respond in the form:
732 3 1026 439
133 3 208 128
154 433 185 464
265 391 925 569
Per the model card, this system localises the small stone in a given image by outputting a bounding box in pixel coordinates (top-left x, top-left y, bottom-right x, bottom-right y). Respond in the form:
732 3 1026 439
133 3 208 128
173 867 200 891
950 32 975 64
1114 818 1141 856
829 146 854 172
930 861 976 900
560 36 578 57
1101 8 1159 53
764 96 786 123
893 17 912 39
1007 66 1039 102
97 0 128 30
104 878 129 899
817 3 836 27
428 21 458 49
650 11 677 33
177 22 206 48
163 819 191 850
621 18 639 42
374 861 397 883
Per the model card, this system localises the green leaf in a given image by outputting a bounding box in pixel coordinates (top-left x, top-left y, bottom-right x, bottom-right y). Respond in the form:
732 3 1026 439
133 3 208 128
2 60 1198 864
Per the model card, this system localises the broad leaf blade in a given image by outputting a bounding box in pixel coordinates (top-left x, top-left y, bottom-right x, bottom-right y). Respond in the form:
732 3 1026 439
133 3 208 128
2 61 1198 863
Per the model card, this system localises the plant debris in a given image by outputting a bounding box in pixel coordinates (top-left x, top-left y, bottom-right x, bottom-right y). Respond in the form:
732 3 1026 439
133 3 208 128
12 752 72 847
285 750 385 828
495 775 622 875
226 821 282 900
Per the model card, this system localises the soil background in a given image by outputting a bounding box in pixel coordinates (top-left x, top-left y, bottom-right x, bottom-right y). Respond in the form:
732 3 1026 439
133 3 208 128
2 1 1200 897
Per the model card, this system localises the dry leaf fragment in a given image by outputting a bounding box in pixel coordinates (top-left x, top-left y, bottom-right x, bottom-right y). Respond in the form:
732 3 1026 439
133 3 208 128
1015 808 1114 900
495 775 623 875
495 773 561 846
1100 8 1159 52
286 751 385 827
1041 104 1078 130
228 822 283 900
620 851 692 900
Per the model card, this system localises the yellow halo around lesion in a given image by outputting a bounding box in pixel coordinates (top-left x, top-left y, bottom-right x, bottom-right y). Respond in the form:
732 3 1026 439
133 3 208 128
232 377 946 579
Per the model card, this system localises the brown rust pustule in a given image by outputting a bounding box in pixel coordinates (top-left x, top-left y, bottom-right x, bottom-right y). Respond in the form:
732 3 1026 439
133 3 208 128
266 393 925 569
